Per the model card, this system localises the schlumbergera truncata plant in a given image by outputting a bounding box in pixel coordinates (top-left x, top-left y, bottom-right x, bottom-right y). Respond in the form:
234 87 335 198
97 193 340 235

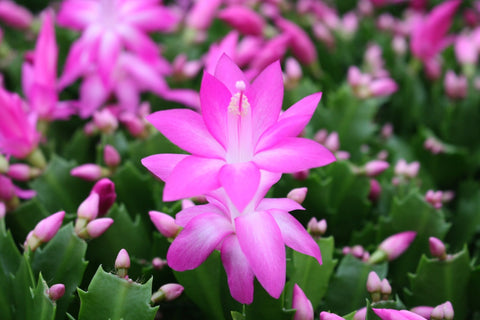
1 0 480 319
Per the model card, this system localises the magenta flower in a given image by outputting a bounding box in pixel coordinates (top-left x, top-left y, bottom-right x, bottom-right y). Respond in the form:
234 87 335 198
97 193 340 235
165 171 321 304
142 55 335 211
0 87 40 159
373 308 429 320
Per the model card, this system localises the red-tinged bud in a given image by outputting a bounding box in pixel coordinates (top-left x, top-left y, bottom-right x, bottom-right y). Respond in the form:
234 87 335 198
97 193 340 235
320 311 345 320
353 307 366 320
25 211 65 251
218 6 265 36
48 284 65 301
410 306 434 319
370 231 417 263
149 211 180 238
425 190 443 209
151 283 184 304
292 284 314 320
292 169 309 181
152 257 167 270
85 218 114 239
366 271 382 302
0 1 33 29
369 179 382 202
71 164 106 181
364 160 389 177
93 109 118 134
287 187 308 204
77 193 99 221
115 248 130 278
429 237 447 260
91 178 116 216
103 145 120 168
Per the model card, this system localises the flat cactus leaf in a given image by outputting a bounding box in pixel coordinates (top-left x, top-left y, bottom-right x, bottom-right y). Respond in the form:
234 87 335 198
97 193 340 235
244 280 296 320
78 266 158 320
405 248 471 320
325 255 388 315
31 224 88 320
29 274 56 320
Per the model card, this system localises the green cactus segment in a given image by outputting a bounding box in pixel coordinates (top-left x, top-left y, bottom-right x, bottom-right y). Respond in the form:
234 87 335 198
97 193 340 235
287 236 337 308
31 224 88 320
244 280 295 320
78 266 158 320
405 248 471 320
30 274 56 320
325 254 388 315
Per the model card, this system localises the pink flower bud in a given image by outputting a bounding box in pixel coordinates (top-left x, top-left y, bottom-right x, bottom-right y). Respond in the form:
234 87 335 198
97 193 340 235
378 231 417 261
369 78 398 97
353 307 367 320
33 211 65 243
392 36 407 56
381 123 393 139
313 22 335 49
377 14 395 31
292 284 314 320
314 129 328 144
405 161 420 178
351 245 365 259
218 6 265 36
320 311 345 320
103 145 121 168
91 178 116 216
0 1 33 29
348 66 363 88
48 283 65 301
441 301 454 320
287 187 308 204
285 57 302 82
324 132 340 152
366 271 382 293
71 164 104 181
364 160 389 177
369 179 382 202
157 283 184 301
373 308 427 320
77 193 99 221
119 112 146 137
429 237 447 259
292 169 310 180
307 217 326 237
410 306 434 319
152 257 167 270
115 248 131 269
93 109 118 134
342 246 351 255
7 163 31 181
0 175 15 201
186 0 222 30
425 190 444 209
276 17 317 65
85 218 114 239
149 211 180 238
380 278 392 297
335 151 350 160
181 199 195 210
444 70 468 100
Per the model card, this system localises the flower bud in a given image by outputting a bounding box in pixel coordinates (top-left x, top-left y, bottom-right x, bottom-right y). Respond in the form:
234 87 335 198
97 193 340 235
0 175 15 201
444 70 467 100
425 190 444 209
276 17 317 65
103 145 121 168
366 271 382 302
218 6 265 36
287 187 308 204
307 217 326 237
320 311 345 320
380 278 392 300
369 231 416 263
115 248 130 278
85 218 114 239
292 284 314 320
364 160 389 177
152 257 167 270
0 1 33 29
353 307 366 320
186 0 222 30
91 178 116 216
149 211 180 238
429 237 447 260
77 193 99 221
285 57 302 84
7 163 33 181
151 283 184 304
292 169 310 180
369 78 398 97
410 306 434 319
368 179 381 202
119 112 146 138
48 284 65 301
93 109 118 134
351 245 365 259
324 132 340 152
71 164 105 181
0 202 6 218
25 211 65 251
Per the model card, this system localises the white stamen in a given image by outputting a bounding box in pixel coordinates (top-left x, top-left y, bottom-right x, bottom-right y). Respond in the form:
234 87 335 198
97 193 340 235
235 80 246 91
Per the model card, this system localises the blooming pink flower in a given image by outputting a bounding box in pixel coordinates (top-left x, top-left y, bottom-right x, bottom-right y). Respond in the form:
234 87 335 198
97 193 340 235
373 308 429 320
0 1 32 29
142 55 335 211
165 171 321 304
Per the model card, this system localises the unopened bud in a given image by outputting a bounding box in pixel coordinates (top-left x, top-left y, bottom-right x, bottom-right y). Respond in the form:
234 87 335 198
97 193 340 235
324 132 340 152
314 129 328 144
7 163 34 181
48 284 65 301
307 218 326 237
364 160 389 177
25 211 65 251
320 311 345 320
353 307 366 320
84 218 114 239
429 237 447 260
71 164 107 181
369 231 416 263
149 211 181 238
152 257 167 270
115 248 130 278
103 145 121 168
77 193 99 221
292 169 309 180
91 178 116 216
287 187 308 204
151 283 184 304
380 278 391 300
368 179 381 202
381 123 393 139
292 284 314 320
366 271 382 302
351 245 364 259
410 306 434 319
93 109 118 134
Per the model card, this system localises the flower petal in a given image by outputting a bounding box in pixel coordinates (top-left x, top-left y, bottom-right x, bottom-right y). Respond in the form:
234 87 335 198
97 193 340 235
254 137 336 173
219 162 260 212
269 210 321 264
221 235 255 304
141 153 188 182
175 203 226 227
98 31 121 85
146 109 225 158
214 54 249 94
163 156 225 201
257 198 304 212
235 211 285 299
167 212 233 271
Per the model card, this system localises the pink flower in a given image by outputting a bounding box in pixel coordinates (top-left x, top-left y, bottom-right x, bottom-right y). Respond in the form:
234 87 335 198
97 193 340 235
90 178 116 216
0 1 32 29
0 87 40 159
275 17 317 65
165 171 321 304
373 308 429 320
218 6 265 36
142 55 335 211
410 0 461 63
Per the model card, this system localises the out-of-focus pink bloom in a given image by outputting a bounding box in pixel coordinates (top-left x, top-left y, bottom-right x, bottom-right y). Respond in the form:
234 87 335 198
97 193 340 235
381 123 393 139
371 231 417 262
425 190 444 209
85 217 114 238
373 308 429 320
455 34 478 66
172 54 202 80
424 58 442 80
292 169 310 180
25 211 65 251
431 301 454 320
424 137 445 154
142 55 335 211
285 57 302 87
249 33 290 73
0 87 40 159
218 6 265 36
92 109 118 133
410 0 461 63
313 22 335 49
364 160 389 177
182 199 195 209
71 164 105 181
292 284 314 320
381 278 392 298
152 257 167 270
48 284 66 301
7 163 34 181
366 271 382 294
377 14 395 31
394 159 420 178
276 17 317 65
58 0 178 87
369 179 382 202
337 12 358 38
186 0 222 31
104 145 121 168
392 36 407 55
324 132 340 152
287 187 307 204
320 311 345 320
149 211 181 238
91 178 116 216
236 36 264 67
444 70 468 100
410 306 434 319
369 78 398 97
0 1 32 29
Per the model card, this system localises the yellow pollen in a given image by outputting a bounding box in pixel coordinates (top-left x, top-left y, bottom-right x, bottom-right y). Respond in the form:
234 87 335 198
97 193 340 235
228 92 250 116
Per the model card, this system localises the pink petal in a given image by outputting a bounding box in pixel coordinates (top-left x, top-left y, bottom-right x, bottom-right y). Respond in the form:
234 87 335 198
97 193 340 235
146 109 225 158
123 7 178 32
159 88 201 110
219 162 260 212
120 53 168 93
373 308 427 320
199 72 231 148
167 212 233 271
256 92 322 151
34 10 57 86
79 74 109 118
163 156 225 201
213 54 249 94
97 31 121 85
58 40 90 89
175 203 226 227
254 138 336 173
269 210 321 264
246 60 284 143
117 24 159 60
221 235 255 304
57 0 97 30
257 198 304 212
141 153 188 182
236 211 285 299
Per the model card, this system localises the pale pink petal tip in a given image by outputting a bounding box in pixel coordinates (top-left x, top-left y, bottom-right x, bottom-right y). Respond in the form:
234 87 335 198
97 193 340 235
33 211 65 242
287 187 308 204
86 218 114 238
292 284 314 320
77 193 99 221
319 311 345 320
115 248 131 269
149 210 181 238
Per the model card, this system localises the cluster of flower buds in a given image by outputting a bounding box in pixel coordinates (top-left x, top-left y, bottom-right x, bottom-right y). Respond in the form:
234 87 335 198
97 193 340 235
444 70 468 100
347 66 398 99
152 257 168 270
149 211 181 239
314 130 350 160
74 179 116 239
71 145 121 181
424 137 445 154
409 301 454 320
392 159 420 185
342 245 370 262
368 231 417 264
307 217 327 239
366 271 392 302
24 211 65 252
425 190 454 209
